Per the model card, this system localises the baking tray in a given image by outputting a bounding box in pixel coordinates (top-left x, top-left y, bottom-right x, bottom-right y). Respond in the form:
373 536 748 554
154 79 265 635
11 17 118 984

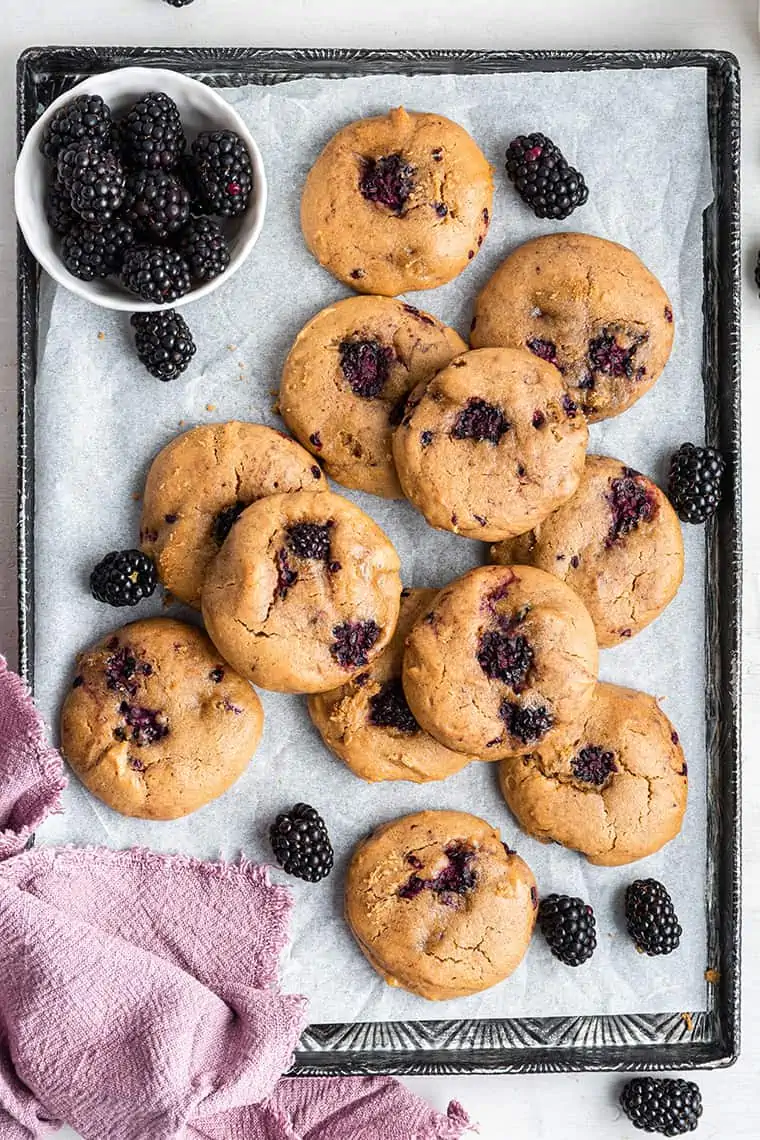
16 47 741 1075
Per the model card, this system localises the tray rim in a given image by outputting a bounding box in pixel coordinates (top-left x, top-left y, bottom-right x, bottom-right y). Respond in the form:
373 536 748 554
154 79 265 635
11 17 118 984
15 46 742 1077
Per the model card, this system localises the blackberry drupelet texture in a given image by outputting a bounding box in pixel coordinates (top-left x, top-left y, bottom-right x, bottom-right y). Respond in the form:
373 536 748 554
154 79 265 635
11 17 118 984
40 94 112 160
270 803 334 882
625 878 682 956
61 219 135 281
368 680 419 734
90 550 157 607
176 216 231 281
330 620 381 668
191 130 253 216
359 153 416 213
338 339 394 398
286 522 333 561
477 628 533 690
131 310 196 381
46 177 77 235
620 1077 703 1136
505 133 588 220
213 501 246 545
119 92 186 171
538 894 597 966
668 442 725 524
57 141 126 223
500 701 553 744
451 398 509 443
124 170 191 241
398 843 477 900
571 745 617 785
121 245 191 304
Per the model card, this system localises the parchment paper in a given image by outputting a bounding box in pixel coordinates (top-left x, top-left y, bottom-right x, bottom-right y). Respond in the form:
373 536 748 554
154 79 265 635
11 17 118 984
35 68 713 1024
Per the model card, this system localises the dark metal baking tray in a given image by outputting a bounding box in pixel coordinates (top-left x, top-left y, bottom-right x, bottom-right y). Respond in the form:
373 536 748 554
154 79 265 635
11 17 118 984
16 47 741 1075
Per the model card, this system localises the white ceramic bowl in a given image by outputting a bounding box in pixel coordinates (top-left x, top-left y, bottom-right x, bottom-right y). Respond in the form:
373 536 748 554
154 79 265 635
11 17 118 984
15 66 267 311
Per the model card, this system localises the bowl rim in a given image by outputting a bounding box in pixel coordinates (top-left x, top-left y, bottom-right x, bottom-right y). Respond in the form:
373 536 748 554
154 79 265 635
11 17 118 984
14 65 267 312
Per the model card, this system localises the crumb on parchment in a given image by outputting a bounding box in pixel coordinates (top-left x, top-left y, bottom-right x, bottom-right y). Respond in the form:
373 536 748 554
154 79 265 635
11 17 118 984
206 404 216 412
97 332 105 340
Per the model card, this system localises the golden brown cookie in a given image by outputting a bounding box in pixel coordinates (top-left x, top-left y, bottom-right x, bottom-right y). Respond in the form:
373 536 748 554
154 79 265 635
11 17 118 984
60 618 263 821
308 588 475 782
280 296 467 498
499 683 688 866
402 565 598 760
492 456 684 647
201 489 401 693
301 107 493 295
140 422 325 608
345 810 537 1000
392 347 588 541
471 233 674 421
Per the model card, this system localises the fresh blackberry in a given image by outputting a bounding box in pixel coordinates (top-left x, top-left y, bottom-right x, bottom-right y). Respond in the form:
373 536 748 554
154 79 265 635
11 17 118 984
57 141 126 223
668 443 725 524
40 94 112 161
625 879 682 956
505 133 588 220
165 0 195 5
46 177 77 235
121 245 191 304
270 803 334 882
192 130 253 216
90 549 157 607
61 219 135 281
119 91 186 171
131 310 196 381
538 894 597 966
124 170 191 241
620 1078 702 1136
176 216 230 282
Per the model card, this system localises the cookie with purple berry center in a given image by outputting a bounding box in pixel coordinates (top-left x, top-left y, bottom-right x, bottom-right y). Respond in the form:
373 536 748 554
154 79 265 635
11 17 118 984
201 489 401 693
471 233 674 422
301 106 493 296
345 810 536 999
499 682 688 866
60 618 263 820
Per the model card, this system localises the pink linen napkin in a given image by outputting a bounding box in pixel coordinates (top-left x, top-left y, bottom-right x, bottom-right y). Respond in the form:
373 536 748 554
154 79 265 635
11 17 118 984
0 658 471 1140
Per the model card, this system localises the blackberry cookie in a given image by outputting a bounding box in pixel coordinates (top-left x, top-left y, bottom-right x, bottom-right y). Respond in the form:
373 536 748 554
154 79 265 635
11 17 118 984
402 564 598 760
280 296 466 498
492 456 684 647
301 107 493 295
141 422 326 608
471 233 674 421
392 347 588 541
60 618 263 820
201 489 402 693
499 683 688 866
345 810 537 1000
308 588 475 782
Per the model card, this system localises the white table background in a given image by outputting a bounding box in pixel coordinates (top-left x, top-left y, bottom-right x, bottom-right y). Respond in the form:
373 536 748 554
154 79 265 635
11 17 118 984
0 2 757 1137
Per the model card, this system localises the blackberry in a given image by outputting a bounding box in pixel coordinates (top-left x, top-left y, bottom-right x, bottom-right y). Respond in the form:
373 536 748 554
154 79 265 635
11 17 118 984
399 843 477 899
124 170 191 241
176 216 231 282
165 0 196 5
46 177 77 235
131 310 196 381
500 700 553 744
338 339 394 398
620 1078 702 1136
625 879 682 956
192 130 253 216
270 803 334 882
477 628 533 690
368 679 419 734
40 94 112 161
505 133 588 220
57 142 126 223
607 474 656 545
213 501 246 545
330 620 381 668
90 549 157 607
668 443 725 524
451 398 509 443
121 245 191 304
286 521 333 560
359 153 415 213
538 894 597 966
61 219 135 281
119 92 186 171
571 744 617 785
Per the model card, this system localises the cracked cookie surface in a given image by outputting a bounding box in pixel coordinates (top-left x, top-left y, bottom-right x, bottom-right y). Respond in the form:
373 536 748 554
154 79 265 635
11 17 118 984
392 347 588 540
499 682 688 866
345 810 536 999
301 106 493 295
492 455 684 647
201 489 401 693
308 588 475 782
470 233 674 421
60 618 263 820
280 296 466 498
402 565 598 760
140 422 326 608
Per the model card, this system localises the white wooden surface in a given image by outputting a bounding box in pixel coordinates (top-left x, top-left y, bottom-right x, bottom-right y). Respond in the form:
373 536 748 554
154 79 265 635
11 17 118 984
1 2 757 1136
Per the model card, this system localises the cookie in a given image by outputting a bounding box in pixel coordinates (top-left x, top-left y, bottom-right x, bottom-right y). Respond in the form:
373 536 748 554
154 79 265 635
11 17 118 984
492 456 684 647
345 810 537 1000
301 107 493 296
471 233 674 421
402 564 598 760
280 296 467 498
392 347 588 541
60 618 263 820
499 683 688 866
201 489 402 693
140 422 325 608
308 588 475 783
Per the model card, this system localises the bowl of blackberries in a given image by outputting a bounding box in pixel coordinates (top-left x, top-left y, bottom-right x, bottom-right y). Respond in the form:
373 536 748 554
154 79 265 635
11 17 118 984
15 66 266 311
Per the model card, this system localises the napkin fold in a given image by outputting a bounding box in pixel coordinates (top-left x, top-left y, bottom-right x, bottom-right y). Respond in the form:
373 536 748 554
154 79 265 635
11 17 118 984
0 658 471 1140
